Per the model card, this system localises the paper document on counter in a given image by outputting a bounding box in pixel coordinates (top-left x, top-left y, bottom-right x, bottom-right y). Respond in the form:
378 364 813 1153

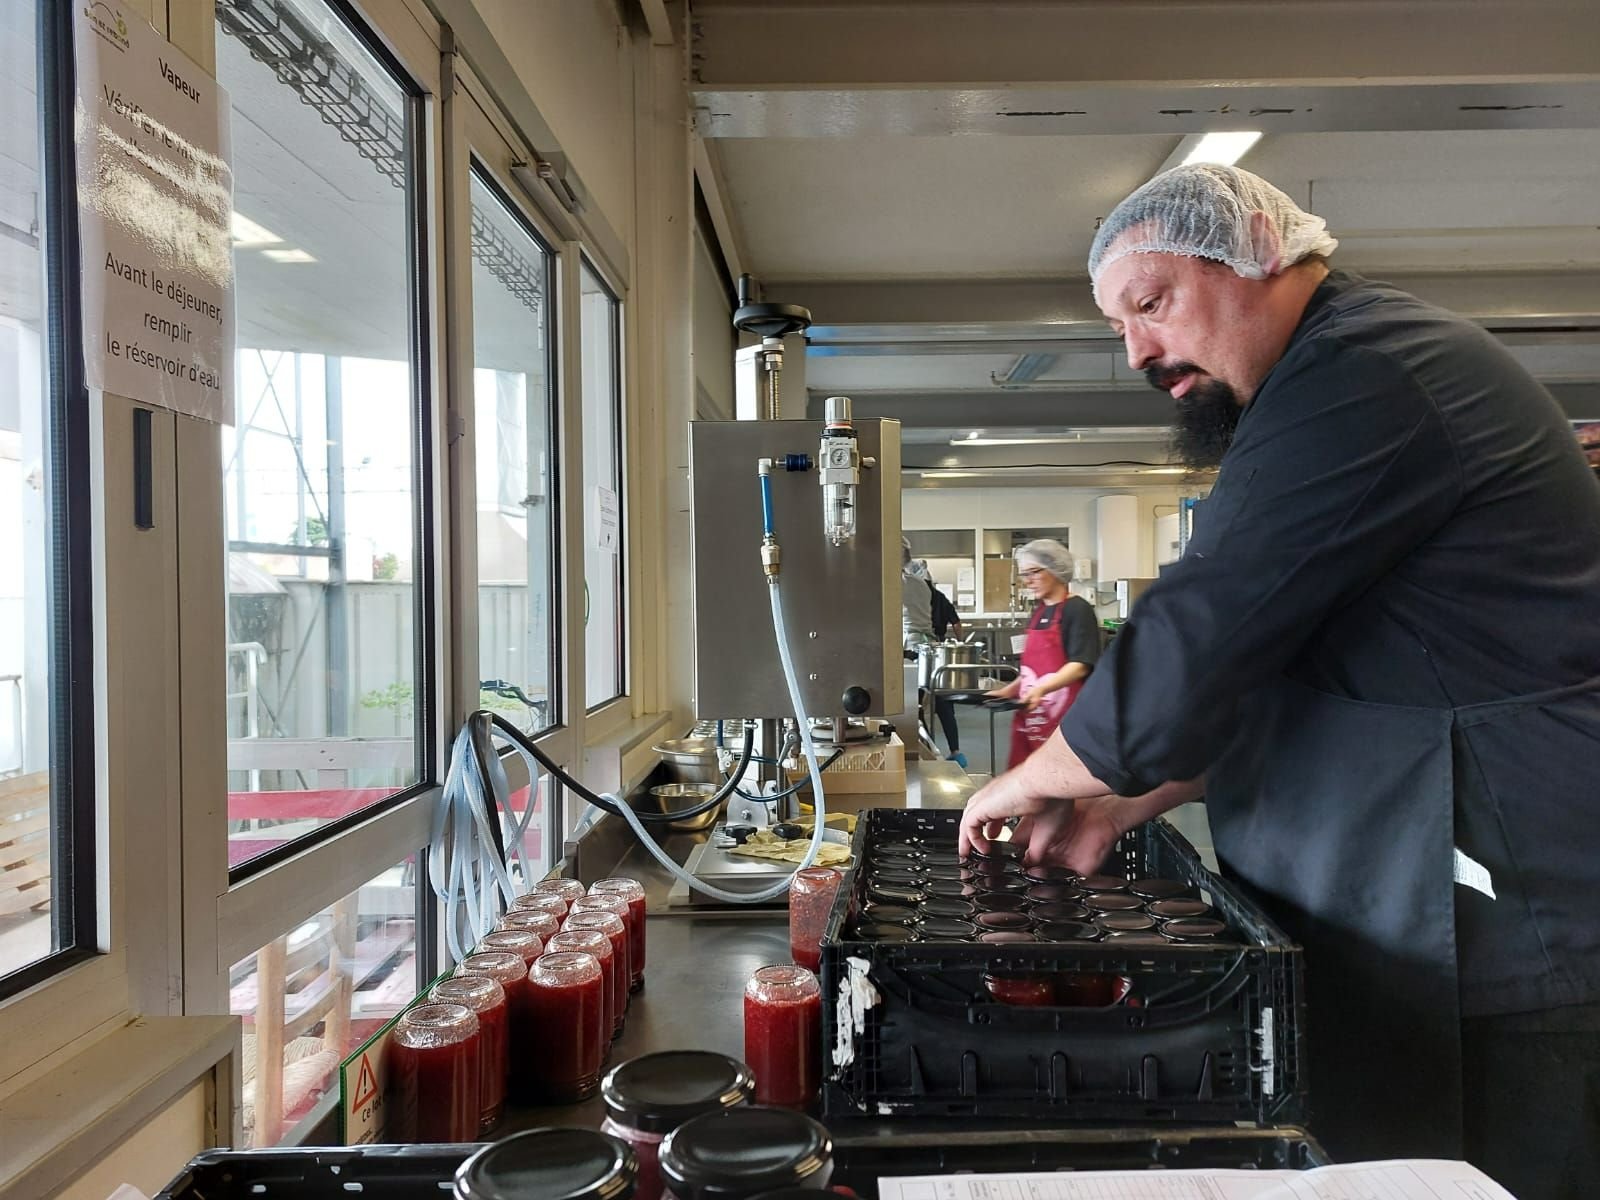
877 1159 1516 1200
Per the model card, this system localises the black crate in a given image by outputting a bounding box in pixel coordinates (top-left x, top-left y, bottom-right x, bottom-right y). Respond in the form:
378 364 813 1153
832 1125 1328 1187
154 1145 476 1199
820 810 1306 1125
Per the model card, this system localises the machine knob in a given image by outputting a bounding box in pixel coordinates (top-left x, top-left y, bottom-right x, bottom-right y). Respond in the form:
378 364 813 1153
841 686 871 715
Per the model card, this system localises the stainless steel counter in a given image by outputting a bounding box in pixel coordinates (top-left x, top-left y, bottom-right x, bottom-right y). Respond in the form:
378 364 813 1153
574 759 977 916
502 760 976 1133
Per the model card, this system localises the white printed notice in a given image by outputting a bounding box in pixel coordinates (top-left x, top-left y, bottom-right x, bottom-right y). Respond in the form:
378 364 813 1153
75 1 235 424
876 1160 1517 1200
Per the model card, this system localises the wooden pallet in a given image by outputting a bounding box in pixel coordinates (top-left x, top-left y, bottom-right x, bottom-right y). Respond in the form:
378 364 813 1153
0 772 51 918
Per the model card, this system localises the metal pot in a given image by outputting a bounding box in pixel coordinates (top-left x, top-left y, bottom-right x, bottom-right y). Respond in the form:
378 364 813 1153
932 639 988 690
653 738 720 786
647 782 724 832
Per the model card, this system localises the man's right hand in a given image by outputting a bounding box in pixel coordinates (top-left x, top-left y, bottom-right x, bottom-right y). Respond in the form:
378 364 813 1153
1011 794 1129 874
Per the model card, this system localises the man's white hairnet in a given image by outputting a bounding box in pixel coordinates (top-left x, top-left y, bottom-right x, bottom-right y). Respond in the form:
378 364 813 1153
1088 164 1339 302
1015 539 1073 582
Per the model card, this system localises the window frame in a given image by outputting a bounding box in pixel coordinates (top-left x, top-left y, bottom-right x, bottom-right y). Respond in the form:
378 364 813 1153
0 0 100 1004
464 160 565 745
452 69 583 878
216 0 440 886
578 255 629 718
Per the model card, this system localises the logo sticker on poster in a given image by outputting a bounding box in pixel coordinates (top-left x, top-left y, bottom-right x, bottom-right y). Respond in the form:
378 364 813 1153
74 2 235 424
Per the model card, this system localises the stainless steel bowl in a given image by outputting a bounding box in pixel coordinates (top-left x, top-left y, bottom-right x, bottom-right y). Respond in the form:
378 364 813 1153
653 738 721 785
647 782 723 832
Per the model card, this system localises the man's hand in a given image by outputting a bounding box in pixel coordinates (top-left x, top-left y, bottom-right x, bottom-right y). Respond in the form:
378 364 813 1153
1011 794 1128 874
959 769 1053 855
1020 683 1052 712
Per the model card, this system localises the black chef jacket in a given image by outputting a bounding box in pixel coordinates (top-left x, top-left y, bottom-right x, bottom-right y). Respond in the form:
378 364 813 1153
1060 269 1600 1018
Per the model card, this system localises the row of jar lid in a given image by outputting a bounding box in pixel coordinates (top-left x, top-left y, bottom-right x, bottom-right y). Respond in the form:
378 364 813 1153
845 908 1230 945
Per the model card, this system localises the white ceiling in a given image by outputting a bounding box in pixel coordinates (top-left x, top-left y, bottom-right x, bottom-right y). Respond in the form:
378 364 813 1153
713 128 1600 281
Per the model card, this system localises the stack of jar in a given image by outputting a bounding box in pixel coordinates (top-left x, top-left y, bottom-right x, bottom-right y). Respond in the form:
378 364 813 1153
386 874 649 1141
844 836 1232 946
453 1101 834 1200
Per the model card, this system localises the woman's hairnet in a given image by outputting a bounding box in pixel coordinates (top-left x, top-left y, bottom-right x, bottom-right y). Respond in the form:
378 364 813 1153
1088 164 1339 301
1014 539 1073 582
901 535 913 566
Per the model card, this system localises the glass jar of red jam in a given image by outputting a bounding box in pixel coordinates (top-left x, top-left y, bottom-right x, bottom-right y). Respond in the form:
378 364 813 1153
509 891 572 923
549 928 619 1043
455 950 534 1101
455 1127 638 1200
982 973 1056 1006
787 867 842 975
523 952 607 1102
591 878 647 992
573 893 635 985
566 910 631 1023
659 1107 833 1200
743 966 821 1109
389 1002 481 1143
478 927 543 966
500 906 560 943
600 1051 755 1200
428 975 508 1134
536 876 589 909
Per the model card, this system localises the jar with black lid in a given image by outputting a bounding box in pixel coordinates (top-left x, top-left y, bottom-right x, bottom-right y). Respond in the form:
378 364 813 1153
1095 911 1158 933
918 897 976 920
1034 919 1102 941
455 1128 637 1200
1161 917 1230 942
1077 874 1128 892
866 881 924 907
1085 892 1144 913
912 916 977 941
848 920 914 942
1022 864 1079 884
1030 901 1091 923
659 1107 833 1200
1148 898 1214 920
600 1052 755 1200
862 902 918 925
1128 877 1193 900
974 891 1029 913
976 910 1030 932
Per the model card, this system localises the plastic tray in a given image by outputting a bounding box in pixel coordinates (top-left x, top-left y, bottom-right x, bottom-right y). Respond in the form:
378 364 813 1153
153 1145 475 1198
820 810 1307 1125
832 1125 1328 1186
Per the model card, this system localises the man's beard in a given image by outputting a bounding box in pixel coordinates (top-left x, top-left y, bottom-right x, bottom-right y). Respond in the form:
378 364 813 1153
1146 363 1242 471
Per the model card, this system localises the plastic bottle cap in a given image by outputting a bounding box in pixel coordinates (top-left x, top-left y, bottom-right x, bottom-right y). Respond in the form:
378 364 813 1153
455 1128 637 1200
601 1051 755 1133
659 1107 832 1200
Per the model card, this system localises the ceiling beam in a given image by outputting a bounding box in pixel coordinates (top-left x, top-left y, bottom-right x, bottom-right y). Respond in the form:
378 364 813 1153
635 0 675 46
691 1 1600 89
780 272 1600 330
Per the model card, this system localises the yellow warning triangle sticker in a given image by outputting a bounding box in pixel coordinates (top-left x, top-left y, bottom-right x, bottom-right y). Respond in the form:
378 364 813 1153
351 1052 379 1111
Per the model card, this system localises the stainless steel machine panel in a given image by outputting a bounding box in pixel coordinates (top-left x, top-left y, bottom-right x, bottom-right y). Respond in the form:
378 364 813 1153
690 419 902 719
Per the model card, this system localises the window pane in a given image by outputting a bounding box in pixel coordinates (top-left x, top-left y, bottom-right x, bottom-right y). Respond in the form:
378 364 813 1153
580 264 623 709
471 172 557 734
231 853 419 1147
1 0 68 982
216 0 423 869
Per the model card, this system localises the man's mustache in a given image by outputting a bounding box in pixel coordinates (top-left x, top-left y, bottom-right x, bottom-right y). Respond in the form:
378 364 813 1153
1145 362 1202 391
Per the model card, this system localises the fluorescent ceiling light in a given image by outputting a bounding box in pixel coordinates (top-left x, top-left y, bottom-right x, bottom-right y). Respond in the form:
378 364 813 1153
948 426 1172 447
230 211 281 247
263 248 316 263
1181 131 1262 168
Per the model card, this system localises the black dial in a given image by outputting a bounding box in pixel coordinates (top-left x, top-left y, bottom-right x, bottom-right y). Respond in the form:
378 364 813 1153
841 686 871 715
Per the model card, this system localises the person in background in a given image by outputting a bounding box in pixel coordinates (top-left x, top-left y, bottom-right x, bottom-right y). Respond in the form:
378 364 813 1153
958 164 1600 1195
985 538 1100 769
903 539 966 768
925 561 963 644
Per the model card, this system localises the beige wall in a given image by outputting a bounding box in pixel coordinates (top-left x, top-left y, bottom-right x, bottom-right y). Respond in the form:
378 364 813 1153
471 0 638 251
903 485 1186 588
